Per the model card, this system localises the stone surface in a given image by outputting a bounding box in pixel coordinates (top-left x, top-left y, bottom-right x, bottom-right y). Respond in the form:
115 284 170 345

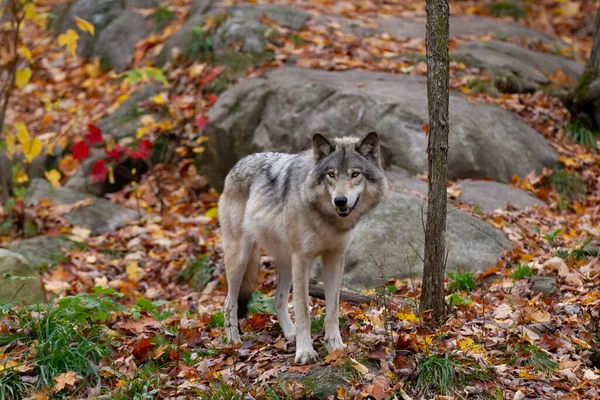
9 236 80 269
228 4 310 30
95 11 149 72
57 0 123 58
125 0 159 8
0 249 45 303
203 67 558 187
342 191 513 290
318 14 564 45
213 16 267 54
453 41 583 85
530 276 559 295
96 83 158 139
26 178 139 235
457 179 545 213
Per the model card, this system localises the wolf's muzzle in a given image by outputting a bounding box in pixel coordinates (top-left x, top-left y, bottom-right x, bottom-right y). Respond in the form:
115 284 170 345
336 195 360 217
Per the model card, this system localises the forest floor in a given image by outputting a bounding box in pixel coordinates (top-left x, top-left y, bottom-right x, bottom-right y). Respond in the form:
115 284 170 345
1 0 599 399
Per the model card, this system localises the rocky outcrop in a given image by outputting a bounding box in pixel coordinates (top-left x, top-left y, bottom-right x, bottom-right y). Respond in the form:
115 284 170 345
203 68 558 187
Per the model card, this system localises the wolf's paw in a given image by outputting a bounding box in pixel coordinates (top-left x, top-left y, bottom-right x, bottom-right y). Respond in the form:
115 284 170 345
225 326 242 345
295 348 318 365
325 335 346 353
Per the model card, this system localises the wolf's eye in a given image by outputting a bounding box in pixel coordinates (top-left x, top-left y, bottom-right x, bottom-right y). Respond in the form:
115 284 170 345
351 171 360 178
328 172 335 178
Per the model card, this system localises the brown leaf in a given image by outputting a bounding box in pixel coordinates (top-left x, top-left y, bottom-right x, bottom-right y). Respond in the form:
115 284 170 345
132 336 154 361
324 348 344 364
54 371 79 391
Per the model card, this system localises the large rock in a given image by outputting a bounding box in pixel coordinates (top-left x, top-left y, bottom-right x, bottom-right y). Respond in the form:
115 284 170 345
26 178 139 235
343 190 513 290
227 4 310 31
203 68 558 187
56 0 123 58
9 236 80 270
96 83 158 139
158 3 309 65
457 179 545 213
0 249 45 303
318 14 564 45
454 41 583 86
95 11 149 72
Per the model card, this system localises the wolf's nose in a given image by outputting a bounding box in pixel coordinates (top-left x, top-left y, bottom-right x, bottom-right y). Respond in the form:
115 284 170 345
334 196 348 207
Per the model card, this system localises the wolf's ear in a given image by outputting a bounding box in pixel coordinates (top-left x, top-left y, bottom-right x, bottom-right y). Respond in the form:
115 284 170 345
356 131 380 165
312 133 334 161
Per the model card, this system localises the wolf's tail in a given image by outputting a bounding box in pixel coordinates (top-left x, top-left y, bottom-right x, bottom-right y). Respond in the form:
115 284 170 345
237 245 261 319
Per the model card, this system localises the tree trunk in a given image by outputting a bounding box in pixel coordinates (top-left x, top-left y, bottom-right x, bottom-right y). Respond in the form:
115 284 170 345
419 0 450 322
571 9 600 128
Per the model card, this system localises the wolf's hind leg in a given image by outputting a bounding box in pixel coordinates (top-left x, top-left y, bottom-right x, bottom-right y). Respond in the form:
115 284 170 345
223 236 256 344
322 251 346 352
274 257 295 342
292 253 318 364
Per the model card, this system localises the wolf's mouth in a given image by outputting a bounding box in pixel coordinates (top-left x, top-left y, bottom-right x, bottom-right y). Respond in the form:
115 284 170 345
336 195 360 218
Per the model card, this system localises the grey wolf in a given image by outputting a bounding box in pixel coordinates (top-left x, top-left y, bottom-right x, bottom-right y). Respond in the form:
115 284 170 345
219 132 388 364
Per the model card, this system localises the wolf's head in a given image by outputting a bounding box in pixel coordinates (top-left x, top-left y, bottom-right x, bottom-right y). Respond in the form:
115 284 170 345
306 132 388 221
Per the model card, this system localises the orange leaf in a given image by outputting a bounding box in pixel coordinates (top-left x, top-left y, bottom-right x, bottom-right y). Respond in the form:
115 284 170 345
422 123 429 136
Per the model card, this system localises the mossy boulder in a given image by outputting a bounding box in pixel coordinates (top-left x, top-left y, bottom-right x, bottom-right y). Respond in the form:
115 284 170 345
0 250 45 303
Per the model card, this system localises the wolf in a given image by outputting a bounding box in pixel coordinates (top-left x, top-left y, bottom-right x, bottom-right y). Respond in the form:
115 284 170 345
219 131 388 364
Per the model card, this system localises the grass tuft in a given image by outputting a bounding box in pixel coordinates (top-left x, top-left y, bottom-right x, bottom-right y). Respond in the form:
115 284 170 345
448 270 476 293
490 1 526 20
416 354 455 395
545 167 586 201
511 263 535 280
566 119 600 149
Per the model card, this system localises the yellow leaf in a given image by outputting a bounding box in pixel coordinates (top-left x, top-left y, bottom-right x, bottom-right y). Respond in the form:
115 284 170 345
23 3 38 23
15 122 30 146
5 132 16 160
127 261 140 281
45 169 62 187
18 47 33 63
108 165 115 184
54 371 79 391
136 126 148 140
15 67 32 89
351 359 369 375
74 16 95 36
458 338 482 354
151 94 166 105
24 138 42 163
205 206 218 218
69 226 91 242
13 168 29 184
396 312 420 323
58 29 79 57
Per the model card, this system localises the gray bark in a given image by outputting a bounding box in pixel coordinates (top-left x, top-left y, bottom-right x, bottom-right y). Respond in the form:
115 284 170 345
419 0 450 321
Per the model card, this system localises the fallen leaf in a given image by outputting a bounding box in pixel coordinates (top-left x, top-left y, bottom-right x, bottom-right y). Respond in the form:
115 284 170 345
15 67 32 89
54 371 79 391
44 169 62 187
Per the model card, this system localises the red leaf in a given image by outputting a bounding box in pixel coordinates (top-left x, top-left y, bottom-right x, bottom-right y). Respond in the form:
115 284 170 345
132 336 154 361
206 93 218 106
127 140 153 160
199 66 222 86
85 124 102 145
90 159 107 183
195 115 208 129
422 123 429 136
105 144 125 163
71 141 90 160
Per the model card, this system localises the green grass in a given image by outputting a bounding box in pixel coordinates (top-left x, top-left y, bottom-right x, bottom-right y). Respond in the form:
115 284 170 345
200 381 247 400
517 344 558 373
113 361 161 400
511 263 535 280
416 354 455 395
448 270 476 293
545 167 586 201
210 310 224 328
177 256 215 291
567 119 600 149
248 291 275 315
490 1 526 20
0 370 32 400
311 314 325 334
152 4 176 32
0 287 124 393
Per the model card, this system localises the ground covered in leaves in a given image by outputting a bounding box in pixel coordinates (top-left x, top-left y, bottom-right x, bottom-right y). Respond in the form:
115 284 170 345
1 0 600 398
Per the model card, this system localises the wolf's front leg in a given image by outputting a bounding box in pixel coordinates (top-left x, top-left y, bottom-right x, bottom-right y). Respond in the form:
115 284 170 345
322 251 346 352
292 253 318 364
